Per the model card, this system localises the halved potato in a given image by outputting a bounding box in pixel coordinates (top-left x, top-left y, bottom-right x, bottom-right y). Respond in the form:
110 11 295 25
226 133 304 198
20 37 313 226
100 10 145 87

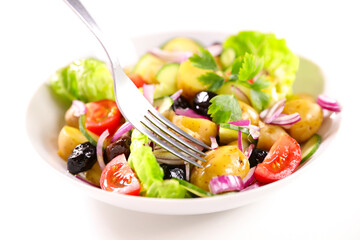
177 60 210 100
170 114 217 146
58 126 88 160
190 145 250 191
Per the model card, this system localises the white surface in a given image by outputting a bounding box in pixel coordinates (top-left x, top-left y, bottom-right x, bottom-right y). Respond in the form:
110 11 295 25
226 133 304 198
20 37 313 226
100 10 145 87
1 0 359 239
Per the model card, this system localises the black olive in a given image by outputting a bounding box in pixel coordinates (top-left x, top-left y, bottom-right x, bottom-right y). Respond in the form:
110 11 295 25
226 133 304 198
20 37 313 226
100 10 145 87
67 142 97 174
171 95 191 111
105 135 131 164
248 148 268 168
160 164 186 180
193 91 217 117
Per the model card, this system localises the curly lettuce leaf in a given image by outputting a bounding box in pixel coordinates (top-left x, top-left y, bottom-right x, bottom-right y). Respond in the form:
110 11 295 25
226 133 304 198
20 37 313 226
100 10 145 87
128 130 187 198
224 31 299 100
49 58 114 105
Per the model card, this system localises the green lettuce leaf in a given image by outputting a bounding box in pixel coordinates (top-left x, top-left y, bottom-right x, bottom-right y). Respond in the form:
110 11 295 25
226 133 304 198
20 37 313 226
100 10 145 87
128 130 187 198
49 58 114 105
223 31 299 100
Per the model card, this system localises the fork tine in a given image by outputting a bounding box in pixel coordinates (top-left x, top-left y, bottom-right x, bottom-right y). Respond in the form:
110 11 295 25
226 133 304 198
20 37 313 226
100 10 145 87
148 108 212 150
145 111 206 156
141 117 207 163
133 123 203 168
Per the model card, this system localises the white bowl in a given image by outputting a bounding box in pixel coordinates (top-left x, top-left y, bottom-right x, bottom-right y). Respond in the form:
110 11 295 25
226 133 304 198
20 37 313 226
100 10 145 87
26 31 342 215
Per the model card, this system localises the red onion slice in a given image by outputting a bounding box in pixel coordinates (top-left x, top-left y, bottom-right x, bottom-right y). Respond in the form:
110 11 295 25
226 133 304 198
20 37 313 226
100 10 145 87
142 84 155 105
271 113 301 125
242 167 256 187
206 42 223 57
228 120 250 127
317 95 341 112
72 100 87 117
148 48 193 63
97 129 109 170
231 85 251 105
209 175 245 194
175 108 211 120
170 89 183 101
75 175 100 188
244 144 255 158
260 99 286 123
111 122 134 142
210 136 219 149
238 131 243 152
241 182 262 191
228 120 260 140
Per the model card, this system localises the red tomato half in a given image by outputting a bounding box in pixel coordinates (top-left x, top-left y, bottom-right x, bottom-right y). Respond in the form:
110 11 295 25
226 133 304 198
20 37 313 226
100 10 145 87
85 99 121 136
128 73 145 88
254 134 301 183
100 154 141 196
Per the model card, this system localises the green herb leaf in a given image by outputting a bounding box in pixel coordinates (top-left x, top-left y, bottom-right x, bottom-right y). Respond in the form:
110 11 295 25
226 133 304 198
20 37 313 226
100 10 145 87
231 53 264 83
189 48 218 71
198 72 225 91
250 88 270 111
251 77 271 90
208 94 242 124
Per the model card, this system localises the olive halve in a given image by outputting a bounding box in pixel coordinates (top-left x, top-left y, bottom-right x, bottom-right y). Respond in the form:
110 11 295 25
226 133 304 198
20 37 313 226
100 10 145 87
105 135 131 164
248 148 268 168
193 91 217 117
67 142 97 174
160 164 186 180
171 95 191 111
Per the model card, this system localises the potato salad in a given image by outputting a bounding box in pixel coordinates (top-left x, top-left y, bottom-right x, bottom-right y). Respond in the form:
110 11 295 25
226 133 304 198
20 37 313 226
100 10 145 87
50 31 341 198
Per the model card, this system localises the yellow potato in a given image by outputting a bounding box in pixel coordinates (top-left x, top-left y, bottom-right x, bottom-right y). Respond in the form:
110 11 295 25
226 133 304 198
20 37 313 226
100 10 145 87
171 114 217 146
238 100 260 126
162 37 202 53
287 93 316 103
65 106 79 128
177 60 211 100
78 162 102 186
257 124 288 151
283 99 323 143
190 146 250 191
58 126 88 160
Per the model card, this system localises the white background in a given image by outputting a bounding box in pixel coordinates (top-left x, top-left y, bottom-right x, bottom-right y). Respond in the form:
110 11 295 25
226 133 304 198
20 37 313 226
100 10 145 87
1 0 360 239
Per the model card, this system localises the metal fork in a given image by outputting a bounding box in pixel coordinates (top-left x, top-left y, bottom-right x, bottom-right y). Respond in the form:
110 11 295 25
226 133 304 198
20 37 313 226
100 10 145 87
63 0 210 167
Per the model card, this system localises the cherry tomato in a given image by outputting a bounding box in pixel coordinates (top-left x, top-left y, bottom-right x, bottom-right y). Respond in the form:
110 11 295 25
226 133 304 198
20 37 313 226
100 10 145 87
85 99 121 136
128 73 145 88
100 154 141 196
254 134 301 183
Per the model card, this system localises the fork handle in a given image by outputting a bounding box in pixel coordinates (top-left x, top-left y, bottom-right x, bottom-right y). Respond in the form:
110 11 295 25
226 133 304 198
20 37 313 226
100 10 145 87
63 0 117 65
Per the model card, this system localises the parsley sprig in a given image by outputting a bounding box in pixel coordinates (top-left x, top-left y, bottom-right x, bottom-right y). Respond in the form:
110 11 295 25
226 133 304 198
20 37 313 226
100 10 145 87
190 49 271 112
208 94 242 124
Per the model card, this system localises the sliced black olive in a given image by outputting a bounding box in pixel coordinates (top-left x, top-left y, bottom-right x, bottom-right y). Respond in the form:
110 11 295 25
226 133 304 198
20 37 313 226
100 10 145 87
248 148 268 168
171 95 191 111
67 142 97 174
160 164 186 180
193 91 217 117
105 135 131 164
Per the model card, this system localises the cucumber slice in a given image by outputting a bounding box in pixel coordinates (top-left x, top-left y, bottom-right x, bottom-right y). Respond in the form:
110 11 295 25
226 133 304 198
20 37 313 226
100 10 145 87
173 178 214 197
300 134 321 164
220 48 236 69
154 63 180 98
132 53 165 83
78 115 98 146
218 126 238 145
153 96 174 115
